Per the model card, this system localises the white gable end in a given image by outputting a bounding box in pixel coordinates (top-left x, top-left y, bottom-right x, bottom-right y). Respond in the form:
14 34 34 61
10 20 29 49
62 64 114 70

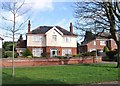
45 26 63 36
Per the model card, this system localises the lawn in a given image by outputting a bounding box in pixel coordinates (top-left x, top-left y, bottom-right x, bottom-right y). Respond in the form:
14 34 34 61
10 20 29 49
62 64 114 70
2 63 119 85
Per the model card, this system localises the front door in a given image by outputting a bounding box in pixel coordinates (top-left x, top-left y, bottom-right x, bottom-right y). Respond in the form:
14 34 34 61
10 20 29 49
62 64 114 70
50 49 58 57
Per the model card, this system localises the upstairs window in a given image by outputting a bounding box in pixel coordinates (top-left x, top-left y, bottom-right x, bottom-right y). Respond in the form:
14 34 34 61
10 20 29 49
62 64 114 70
93 41 96 45
52 35 57 42
32 35 42 42
100 40 106 46
63 37 71 43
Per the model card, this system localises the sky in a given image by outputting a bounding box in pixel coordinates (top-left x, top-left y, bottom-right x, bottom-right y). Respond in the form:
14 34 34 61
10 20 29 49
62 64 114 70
0 0 83 42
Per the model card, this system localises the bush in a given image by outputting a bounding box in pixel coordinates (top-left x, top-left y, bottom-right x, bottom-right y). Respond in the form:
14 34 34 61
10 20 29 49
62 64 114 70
82 52 96 56
41 52 50 58
72 54 81 57
55 56 64 59
22 48 33 57
4 51 18 58
106 51 117 61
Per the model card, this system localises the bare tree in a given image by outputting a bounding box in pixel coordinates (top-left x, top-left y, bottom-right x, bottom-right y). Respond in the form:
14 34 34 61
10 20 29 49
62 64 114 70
0 0 31 77
74 0 120 68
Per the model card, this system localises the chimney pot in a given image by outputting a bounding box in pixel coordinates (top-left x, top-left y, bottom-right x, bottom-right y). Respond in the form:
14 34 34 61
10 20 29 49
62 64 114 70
28 20 31 33
70 22 73 33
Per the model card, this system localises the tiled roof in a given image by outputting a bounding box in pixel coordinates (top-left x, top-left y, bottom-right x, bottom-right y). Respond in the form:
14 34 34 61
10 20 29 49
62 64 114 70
81 32 110 45
29 26 77 36
16 40 26 48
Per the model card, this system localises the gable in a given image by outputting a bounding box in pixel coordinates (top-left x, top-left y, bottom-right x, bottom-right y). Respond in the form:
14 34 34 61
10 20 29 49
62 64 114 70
45 26 63 36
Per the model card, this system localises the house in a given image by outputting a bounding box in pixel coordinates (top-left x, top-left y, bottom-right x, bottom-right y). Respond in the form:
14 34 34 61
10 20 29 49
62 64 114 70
16 35 26 56
0 37 3 49
0 37 3 58
79 31 117 53
16 20 77 57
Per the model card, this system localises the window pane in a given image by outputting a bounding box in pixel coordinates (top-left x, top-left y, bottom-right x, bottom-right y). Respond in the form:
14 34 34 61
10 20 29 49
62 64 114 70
32 48 43 57
100 40 106 45
52 35 57 42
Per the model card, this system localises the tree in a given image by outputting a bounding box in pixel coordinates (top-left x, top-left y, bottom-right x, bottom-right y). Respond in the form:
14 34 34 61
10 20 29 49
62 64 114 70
22 48 33 57
74 0 120 67
0 0 31 77
103 46 109 53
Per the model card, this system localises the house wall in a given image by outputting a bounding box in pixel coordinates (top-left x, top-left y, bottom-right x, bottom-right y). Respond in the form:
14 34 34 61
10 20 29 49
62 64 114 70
87 39 107 52
27 27 77 48
110 39 117 50
0 39 2 49
27 34 46 47
46 27 77 47
28 46 77 57
79 38 117 53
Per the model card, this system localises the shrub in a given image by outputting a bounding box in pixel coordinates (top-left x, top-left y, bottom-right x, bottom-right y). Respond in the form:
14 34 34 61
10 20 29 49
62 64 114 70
106 50 117 61
103 46 109 53
4 51 18 58
41 52 50 58
82 52 96 56
72 54 81 57
55 56 64 59
22 48 33 57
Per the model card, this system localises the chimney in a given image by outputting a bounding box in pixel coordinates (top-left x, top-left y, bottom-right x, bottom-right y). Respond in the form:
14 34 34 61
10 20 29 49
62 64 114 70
28 20 31 33
70 22 73 33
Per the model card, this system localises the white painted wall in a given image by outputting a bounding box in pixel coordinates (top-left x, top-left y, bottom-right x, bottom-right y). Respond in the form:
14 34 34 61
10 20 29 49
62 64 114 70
27 34 46 47
46 27 77 47
0 40 2 48
27 27 77 48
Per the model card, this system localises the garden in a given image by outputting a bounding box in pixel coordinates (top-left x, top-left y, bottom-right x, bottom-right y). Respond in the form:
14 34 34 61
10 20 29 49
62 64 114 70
2 63 119 86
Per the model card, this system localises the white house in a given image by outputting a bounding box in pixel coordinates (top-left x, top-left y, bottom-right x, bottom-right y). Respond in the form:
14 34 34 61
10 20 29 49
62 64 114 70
16 20 77 57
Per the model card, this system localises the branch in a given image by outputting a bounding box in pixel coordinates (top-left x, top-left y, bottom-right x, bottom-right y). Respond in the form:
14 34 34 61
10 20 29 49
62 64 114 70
14 16 30 32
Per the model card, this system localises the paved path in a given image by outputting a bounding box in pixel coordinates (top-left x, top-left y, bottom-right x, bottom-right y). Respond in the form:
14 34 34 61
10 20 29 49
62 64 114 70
101 61 117 64
76 81 119 86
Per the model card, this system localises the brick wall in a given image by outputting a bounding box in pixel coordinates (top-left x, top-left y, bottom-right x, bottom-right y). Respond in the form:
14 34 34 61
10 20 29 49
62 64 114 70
2 56 102 67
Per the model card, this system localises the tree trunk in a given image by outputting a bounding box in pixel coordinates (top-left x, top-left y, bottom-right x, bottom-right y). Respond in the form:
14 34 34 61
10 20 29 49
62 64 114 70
12 33 14 77
12 13 15 77
116 41 120 68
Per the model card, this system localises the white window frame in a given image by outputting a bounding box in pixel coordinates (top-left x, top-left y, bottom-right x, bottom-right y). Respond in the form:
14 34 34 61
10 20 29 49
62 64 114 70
32 48 43 57
52 35 57 42
32 35 42 42
63 37 71 43
93 41 96 45
100 40 106 46
62 48 72 56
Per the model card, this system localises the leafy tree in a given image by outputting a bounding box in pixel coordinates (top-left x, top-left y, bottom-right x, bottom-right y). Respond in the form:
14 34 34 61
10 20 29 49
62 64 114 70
103 46 109 53
3 41 17 51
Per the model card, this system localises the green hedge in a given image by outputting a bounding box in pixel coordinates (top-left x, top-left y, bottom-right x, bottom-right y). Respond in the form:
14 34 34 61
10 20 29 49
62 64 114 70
3 51 18 58
22 48 33 57
81 52 96 56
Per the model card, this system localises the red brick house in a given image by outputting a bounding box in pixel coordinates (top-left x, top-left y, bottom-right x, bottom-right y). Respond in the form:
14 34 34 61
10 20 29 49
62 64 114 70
79 32 117 53
16 20 77 57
